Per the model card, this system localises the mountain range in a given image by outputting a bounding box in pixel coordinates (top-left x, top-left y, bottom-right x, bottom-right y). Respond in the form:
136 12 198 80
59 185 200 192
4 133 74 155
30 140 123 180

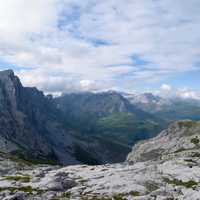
124 92 200 122
1 69 200 166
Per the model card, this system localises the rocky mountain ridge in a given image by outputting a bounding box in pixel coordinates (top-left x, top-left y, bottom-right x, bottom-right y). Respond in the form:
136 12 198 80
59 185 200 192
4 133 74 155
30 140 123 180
54 91 162 143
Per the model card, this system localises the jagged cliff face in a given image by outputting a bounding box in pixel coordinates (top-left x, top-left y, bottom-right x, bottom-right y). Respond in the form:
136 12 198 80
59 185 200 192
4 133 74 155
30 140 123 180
0 70 78 165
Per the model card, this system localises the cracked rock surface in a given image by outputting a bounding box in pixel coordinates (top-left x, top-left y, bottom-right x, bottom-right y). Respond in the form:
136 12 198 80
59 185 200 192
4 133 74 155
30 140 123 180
0 120 200 200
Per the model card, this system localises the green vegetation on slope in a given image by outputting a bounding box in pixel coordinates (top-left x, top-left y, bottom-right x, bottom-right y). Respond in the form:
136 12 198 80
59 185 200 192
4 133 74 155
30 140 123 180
4 175 31 183
96 113 160 145
164 178 198 189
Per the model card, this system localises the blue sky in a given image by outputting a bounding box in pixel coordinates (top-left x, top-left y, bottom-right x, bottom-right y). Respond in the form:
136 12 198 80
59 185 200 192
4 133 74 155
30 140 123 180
0 0 200 98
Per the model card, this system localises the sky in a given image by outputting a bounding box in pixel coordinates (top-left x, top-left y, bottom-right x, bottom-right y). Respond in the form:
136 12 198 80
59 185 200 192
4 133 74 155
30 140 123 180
0 0 200 98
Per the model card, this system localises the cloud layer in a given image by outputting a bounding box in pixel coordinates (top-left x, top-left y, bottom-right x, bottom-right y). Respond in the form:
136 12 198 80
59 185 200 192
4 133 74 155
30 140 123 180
0 0 200 94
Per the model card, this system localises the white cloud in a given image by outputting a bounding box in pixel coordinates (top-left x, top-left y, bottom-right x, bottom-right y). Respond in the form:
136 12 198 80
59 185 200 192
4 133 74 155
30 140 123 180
79 79 98 91
0 0 200 93
176 88 200 100
155 85 200 100
156 83 173 97
161 84 172 92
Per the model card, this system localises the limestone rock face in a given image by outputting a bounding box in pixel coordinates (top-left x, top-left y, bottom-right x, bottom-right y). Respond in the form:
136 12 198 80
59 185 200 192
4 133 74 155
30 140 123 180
127 120 200 163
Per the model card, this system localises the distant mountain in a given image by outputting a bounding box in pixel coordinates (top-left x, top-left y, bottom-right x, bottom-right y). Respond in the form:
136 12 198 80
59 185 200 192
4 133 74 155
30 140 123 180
155 98 200 122
54 91 163 150
124 92 200 122
123 92 170 112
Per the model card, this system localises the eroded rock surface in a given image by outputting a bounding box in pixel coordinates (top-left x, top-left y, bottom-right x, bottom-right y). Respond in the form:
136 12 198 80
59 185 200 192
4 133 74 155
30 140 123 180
0 120 200 199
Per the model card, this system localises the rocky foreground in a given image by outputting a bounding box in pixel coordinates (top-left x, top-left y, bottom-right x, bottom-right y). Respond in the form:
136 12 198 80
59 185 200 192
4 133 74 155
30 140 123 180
0 120 200 200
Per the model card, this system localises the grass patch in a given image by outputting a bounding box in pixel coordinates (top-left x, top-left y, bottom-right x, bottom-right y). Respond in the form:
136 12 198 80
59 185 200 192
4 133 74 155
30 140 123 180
79 178 88 184
164 178 198 189
81 197 112 200
129 191 140 196
178 121 197 129
191 137 200 145
0 150 58 166
0 151 33 166
81 194 128 200
191 152 200 157
0 186 43 194
184 159 197 164
61 192 71 198
113 193 127 200
4 175 31 183
50 191 72 200
174 148 186 153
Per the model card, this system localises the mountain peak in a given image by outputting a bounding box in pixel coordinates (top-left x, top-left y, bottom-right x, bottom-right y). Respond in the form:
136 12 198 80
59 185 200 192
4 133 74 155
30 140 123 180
0 69 22 90
0 69 15 77
0 69 19 87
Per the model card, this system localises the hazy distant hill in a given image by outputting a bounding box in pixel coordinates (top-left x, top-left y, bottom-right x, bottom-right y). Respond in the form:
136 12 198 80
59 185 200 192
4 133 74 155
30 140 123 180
124 92 200 122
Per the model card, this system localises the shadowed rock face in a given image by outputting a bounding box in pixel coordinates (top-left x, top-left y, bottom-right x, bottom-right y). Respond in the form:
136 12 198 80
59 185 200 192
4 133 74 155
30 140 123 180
55 91 154 120
0 70 79 165
55 92 163 141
